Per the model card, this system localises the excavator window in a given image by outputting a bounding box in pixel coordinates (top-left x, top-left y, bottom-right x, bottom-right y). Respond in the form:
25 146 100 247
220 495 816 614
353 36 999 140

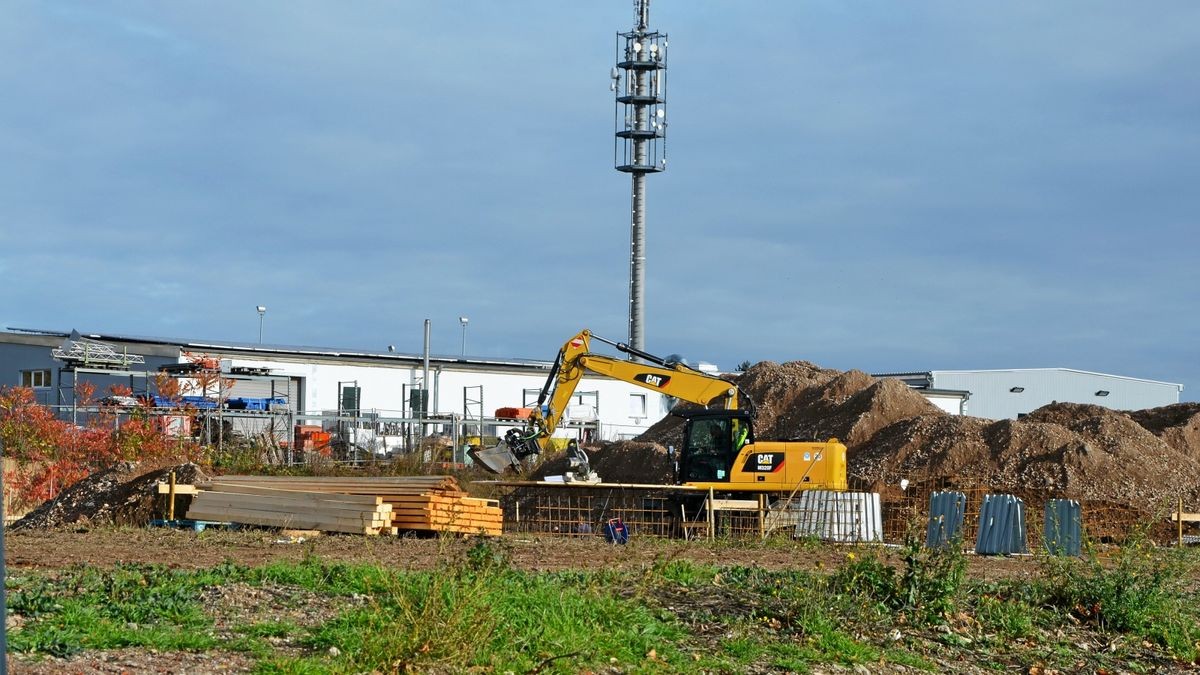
680 417 734 483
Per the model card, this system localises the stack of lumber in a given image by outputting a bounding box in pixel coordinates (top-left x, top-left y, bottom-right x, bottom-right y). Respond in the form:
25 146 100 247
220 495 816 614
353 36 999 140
186 483 395 535
189 475 502 536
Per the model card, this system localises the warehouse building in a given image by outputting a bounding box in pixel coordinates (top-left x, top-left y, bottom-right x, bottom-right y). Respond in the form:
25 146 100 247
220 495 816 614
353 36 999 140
3 329 1182 441
876 368 1183 420
0 328 672 449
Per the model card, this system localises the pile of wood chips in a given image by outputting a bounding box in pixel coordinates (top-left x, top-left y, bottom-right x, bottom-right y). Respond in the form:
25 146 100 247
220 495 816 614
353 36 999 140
185 475 501 536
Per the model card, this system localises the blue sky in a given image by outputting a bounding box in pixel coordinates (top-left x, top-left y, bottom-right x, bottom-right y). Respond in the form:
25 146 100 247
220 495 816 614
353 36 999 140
1 2 1197 399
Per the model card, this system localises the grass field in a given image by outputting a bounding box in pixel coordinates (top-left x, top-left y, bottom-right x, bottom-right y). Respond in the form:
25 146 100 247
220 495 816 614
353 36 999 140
7 534 1200 673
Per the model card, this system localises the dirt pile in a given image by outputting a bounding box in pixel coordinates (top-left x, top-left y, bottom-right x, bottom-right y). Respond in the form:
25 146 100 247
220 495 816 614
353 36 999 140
636 362 937 451
13 463 209 530
1128 402 1200 460
537 441 673 484
850 402 1200 507
627 360 1200 512
769 374 942 447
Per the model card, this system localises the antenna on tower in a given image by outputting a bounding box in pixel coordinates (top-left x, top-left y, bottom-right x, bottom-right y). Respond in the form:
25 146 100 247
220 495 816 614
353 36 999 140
614 0 667 358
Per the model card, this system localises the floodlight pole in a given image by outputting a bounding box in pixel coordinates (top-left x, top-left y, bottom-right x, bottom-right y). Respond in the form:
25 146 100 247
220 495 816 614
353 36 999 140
256 305 267 344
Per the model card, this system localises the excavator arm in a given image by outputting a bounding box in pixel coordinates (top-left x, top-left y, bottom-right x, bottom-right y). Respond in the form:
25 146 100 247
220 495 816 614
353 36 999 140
470 329 743 473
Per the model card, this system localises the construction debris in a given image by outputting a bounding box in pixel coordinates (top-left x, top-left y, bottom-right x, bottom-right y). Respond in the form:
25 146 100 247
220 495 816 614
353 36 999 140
12 463 209 530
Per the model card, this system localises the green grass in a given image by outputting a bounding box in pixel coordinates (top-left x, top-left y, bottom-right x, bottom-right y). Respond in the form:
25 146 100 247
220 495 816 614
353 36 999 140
7 539 1200 672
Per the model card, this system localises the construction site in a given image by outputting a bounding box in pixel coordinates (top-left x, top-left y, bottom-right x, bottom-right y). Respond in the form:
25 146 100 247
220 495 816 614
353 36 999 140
3 1 1198 673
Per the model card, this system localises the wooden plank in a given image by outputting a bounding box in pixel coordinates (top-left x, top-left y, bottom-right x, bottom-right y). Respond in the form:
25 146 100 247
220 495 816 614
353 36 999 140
192 492 392 516
205 483 384 505
189 506 390 528
381 492 480 502
187 507 390 530
214 475 460 488
1171 512 1200 523
393 523 501 536
389 506 500 516
387 506 499 516
185 509 384 535
203 483 466 498
157 483 200 495
461 497 501 507
710 499 760 511
190 497 390 521
390 516 502 527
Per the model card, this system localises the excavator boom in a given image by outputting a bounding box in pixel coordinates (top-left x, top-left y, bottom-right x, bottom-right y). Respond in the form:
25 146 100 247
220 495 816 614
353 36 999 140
469 329 741 473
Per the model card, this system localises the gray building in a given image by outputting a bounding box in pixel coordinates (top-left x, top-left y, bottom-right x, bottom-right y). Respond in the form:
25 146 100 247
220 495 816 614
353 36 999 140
876 368 1183 420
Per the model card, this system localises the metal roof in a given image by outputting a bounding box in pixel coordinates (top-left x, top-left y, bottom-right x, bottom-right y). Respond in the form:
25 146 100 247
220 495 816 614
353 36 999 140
3 327 554 370
872 368 1181 390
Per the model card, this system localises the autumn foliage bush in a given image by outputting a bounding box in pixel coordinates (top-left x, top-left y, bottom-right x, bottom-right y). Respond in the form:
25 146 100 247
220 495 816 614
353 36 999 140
0 383 201 513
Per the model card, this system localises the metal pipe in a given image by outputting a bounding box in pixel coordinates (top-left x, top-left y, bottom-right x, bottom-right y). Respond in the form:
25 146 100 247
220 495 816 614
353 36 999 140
421 319 431 454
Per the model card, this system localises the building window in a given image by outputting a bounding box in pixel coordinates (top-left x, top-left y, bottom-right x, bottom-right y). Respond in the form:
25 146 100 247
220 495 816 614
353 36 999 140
20 369 51 389
628 393 647 417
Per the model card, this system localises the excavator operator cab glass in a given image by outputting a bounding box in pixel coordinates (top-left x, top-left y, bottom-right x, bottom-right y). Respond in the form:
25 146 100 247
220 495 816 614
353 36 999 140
680 416 735 483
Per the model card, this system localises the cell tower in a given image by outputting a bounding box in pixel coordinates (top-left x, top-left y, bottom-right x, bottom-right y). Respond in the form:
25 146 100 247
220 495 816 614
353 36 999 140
612 0 667 355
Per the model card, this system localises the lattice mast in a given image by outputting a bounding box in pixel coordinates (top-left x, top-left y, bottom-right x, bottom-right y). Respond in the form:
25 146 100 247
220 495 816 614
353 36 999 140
612 0 667 356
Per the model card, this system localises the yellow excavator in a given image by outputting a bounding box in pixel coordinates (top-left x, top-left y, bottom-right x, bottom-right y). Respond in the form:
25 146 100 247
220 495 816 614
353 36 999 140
470 329 847 494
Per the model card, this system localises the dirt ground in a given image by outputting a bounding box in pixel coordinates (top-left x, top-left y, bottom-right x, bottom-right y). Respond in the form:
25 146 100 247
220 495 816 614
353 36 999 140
5 525 1039 580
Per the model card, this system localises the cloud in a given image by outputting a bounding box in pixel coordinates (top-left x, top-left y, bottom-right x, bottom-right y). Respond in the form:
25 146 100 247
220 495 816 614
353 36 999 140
0 1 1196 399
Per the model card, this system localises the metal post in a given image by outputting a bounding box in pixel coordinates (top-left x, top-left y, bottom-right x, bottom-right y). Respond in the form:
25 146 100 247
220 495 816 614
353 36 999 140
707 487 715 541
459 316 469 356
421 319 431 459
168 470 177 521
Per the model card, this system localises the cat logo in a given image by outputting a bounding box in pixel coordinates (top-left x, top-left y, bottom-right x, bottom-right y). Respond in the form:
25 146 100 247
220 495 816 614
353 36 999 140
634 373 671 388
743 452 784 473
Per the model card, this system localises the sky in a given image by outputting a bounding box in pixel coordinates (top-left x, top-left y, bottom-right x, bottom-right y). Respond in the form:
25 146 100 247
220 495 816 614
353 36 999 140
1 2 1197 400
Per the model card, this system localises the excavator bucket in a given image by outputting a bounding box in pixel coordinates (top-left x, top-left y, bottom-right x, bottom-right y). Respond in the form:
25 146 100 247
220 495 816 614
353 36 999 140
468 440 523 474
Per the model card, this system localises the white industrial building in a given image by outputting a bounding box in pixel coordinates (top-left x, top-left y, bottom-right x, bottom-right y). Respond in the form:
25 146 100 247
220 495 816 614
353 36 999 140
2 329 1183 447
0 328 672 448
876 369 1183 420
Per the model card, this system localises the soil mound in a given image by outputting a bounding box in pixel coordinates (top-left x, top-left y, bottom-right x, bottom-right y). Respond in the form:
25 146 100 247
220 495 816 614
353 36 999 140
13 463 209 530
569 359 1200 515
1128 402 1200 460
770 375 942 447
537 441 672 484
850 405 1200 508
636 364 936 452
735 361 843 432
849 414 991 487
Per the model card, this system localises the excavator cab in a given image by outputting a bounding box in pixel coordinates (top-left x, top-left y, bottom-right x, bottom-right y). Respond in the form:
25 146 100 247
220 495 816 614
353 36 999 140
676 409 754 484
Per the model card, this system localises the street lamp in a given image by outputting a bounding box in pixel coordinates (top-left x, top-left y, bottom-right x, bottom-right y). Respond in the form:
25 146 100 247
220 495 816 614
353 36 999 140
256 305 267 344
459 316 469 356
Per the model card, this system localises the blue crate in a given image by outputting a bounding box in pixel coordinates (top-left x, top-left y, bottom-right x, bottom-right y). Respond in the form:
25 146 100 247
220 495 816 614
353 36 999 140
226 397 287 411
181 396 218 409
